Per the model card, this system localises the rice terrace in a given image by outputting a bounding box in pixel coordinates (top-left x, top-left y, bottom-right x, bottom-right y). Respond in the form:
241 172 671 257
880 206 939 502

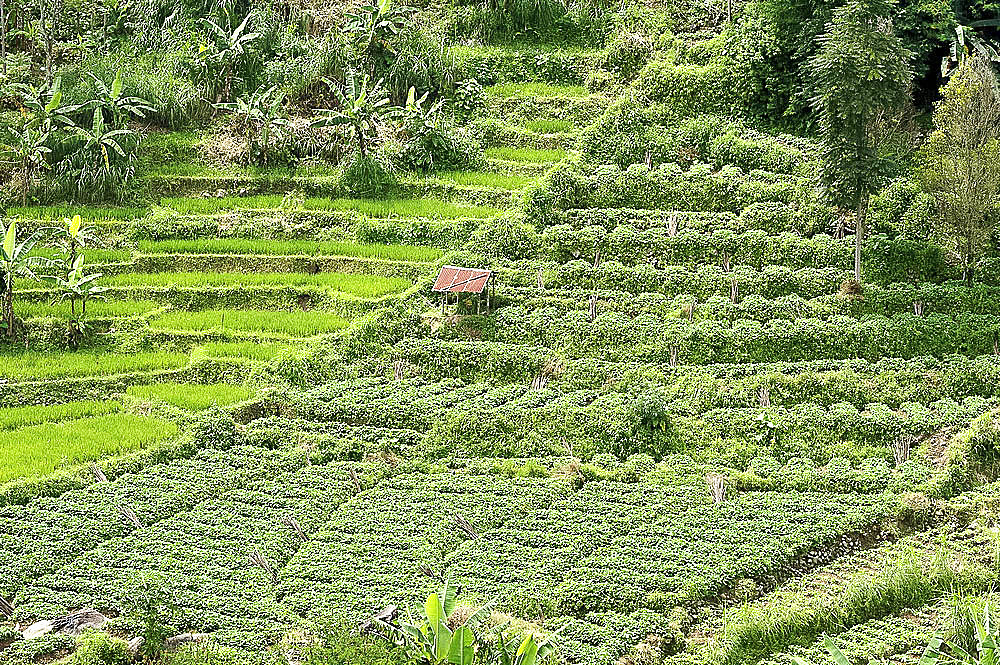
2 0 1000 664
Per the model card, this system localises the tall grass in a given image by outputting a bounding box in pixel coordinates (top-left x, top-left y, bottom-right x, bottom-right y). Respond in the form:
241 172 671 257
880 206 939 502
0 413 178 483
160 195 500 219
159 196 500 218
486 82 590 98
485 147 567 162
196 341 292 361
0 351 189 380
0 400 120 430
16 300 160 320
126 383 255 410
92 272 410 296
136 239 443 262
151 309 350 337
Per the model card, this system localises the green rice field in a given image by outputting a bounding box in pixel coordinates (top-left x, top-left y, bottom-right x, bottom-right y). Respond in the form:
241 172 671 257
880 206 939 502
159 195 501 218
0 350 189 380
0 400 120 430
0 413 178 483
151 309 350 337
135 238 443 262
126 382 255 410
484 146 568 162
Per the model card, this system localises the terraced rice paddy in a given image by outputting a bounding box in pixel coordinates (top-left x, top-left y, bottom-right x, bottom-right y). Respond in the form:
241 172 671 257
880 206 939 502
3 8 1000 665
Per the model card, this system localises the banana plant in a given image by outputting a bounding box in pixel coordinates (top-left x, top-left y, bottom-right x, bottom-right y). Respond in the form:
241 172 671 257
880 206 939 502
41 253 107 319
942 21 1000 92
383 582 559 665
47 214 98 280
0 115 51 206
0 221 49 338
86 68 154 128
75 108 137 171
14 77 80 132
214 84 289 165
200 12 260 103
345 0 413 67
312 71 400 158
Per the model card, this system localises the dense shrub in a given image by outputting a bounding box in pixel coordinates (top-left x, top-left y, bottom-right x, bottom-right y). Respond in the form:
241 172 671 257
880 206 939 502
71 631 132 665
336 152 399 197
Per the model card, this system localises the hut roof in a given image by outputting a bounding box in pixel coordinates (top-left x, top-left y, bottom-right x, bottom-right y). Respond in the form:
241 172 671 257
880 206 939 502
432 265 493 294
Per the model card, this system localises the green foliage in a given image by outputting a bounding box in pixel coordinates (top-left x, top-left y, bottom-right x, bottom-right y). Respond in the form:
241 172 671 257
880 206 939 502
90 271 409 297
808 0 914 210
136 237 443 262
391 87 482 173
0 350 189 380
71 631 132 665
383 581 560 665
336 151 400 198
122 572 177 663
919 58 1000 282
214 85 290 167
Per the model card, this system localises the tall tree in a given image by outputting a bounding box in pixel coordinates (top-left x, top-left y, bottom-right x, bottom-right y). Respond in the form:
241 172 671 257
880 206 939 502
808 0 913 283
920 57 1000 282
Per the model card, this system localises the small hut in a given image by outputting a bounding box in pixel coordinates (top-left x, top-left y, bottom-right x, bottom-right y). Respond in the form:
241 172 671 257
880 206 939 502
432 265 494 314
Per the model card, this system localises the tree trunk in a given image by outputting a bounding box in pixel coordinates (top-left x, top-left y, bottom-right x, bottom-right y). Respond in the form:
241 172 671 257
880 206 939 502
3 284 13 339
1 0 7 77
854 196 867 283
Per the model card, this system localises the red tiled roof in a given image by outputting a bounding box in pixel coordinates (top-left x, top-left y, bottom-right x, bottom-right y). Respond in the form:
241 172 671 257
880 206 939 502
432 265 493 294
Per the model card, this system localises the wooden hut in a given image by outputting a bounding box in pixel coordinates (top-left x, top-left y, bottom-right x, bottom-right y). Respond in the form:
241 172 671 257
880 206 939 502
432 265 495 314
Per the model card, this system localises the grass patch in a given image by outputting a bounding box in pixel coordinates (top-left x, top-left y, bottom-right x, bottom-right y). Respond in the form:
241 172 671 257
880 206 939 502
485 146 567 162
6 205 146 221
424 171 535 189
159 195 500 218
0 413 178 483
486 82 589 98
523 119 573 133
126 382 255 410
16 300 161 320
0 350 189 380
136 238 443 262
29 246 131 264
82 272 410 296
196 341 291 361
0 400 120 430
146 161 343 178
151 309 350 337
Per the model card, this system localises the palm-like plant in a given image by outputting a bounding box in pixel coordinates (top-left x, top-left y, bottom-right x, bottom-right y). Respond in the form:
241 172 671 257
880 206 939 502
942 21 1000 86
75 108 137 171
214 84 289 165
86 68 154 127
50 214 98 269
312 71 399 158
1 221 49 338
346 0 414 67
199 13 260 103
378 581 560 665
0 115 52 206
15 77 79 132
41 254 107 319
